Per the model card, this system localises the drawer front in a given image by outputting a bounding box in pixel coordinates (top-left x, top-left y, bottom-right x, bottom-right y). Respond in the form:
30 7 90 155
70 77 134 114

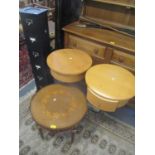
111 50 135 69
65 33 135 72
67 35 106 58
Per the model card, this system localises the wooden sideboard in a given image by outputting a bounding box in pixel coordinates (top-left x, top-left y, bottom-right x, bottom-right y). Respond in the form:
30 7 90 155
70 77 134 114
63 0 135 107
63 22 135 73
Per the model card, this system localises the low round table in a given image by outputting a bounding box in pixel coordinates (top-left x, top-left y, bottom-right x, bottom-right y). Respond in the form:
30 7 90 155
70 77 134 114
30 84 87 142
47 48 92 83
85 64 135 112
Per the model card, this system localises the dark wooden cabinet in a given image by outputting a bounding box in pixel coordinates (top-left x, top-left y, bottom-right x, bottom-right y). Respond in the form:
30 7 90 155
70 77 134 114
20 6 53 90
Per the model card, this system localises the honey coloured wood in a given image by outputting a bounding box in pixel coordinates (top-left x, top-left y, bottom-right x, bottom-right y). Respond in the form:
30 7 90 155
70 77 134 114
63 0 135 74
85 64 135 101
62 0 135 108
47 48 92 82
50 70 85 83
63 22 135 53
30 84 87 130
90 0 135 8
63 22 135 73
87 87 128 112
87 87 119 112
81 0 135 31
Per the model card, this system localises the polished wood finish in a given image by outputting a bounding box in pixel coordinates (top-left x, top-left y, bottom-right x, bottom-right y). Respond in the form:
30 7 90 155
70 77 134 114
63 0 135 108
31 84 87 130
85 64 135 111
90 0 135 8
50 70 85 83
111 49 135 67
47 48 92 82
85 64 135 100
63 22 134 53
47 49 92 75
87 87 128 112
65 34 106 57
63 22 135 73
87 87 119 112
63 0 135 73
81 0 135 31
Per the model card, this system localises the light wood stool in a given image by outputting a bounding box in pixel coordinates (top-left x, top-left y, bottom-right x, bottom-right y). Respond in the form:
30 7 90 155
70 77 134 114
30 84 87 143
47 48 92 83
85 64 135 112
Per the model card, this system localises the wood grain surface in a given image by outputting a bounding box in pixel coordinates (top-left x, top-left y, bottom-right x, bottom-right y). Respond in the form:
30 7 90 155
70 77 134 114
31 84 87 130
85 64 135 100
63 22 135 53
47 49 92 75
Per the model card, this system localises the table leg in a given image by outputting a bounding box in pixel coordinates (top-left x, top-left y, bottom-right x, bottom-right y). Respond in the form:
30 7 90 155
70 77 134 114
71 131 74 144
70 129 77 144
39 127 44 139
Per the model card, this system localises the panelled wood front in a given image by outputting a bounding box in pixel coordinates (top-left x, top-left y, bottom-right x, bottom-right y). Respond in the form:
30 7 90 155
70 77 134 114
66 34 106 59
64 30 135 73
83 0 135 31
87 0 135 8
111 49 135 72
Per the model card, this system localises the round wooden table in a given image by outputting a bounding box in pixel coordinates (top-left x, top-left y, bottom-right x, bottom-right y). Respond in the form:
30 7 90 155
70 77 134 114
47 48 92 83
30 84 87 142
85 64 135 112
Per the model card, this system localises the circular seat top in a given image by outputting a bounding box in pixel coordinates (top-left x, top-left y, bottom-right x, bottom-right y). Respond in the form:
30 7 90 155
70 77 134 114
47 49 92 75
30 84 87 130
85 64 135 101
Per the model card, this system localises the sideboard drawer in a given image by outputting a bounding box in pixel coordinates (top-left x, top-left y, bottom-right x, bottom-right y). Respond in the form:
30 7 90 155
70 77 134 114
111 50 135 69
64 32 135 73
67 35 106 58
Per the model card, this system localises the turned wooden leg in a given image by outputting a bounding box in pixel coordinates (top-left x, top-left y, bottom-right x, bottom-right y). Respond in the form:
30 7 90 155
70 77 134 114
71 131 74 144
70 129 78 144
39 128 44 139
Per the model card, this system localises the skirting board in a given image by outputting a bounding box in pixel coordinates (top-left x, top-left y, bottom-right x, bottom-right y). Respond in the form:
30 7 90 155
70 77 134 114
19 79 36 104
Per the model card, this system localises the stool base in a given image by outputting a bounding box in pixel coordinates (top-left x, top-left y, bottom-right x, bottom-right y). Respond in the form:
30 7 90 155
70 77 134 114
51 71 84 83
38 127 78 144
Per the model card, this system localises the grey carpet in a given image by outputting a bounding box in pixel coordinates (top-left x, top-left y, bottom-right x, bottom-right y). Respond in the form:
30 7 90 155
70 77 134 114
19 96 135 155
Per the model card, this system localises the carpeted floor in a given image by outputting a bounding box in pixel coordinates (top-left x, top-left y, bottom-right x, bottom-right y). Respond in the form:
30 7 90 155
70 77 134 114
19 96 134 155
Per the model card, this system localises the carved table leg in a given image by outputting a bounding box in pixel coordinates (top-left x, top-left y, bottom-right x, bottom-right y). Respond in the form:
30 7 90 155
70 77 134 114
70 129 77 144
38 127 44 139
71 132 74 144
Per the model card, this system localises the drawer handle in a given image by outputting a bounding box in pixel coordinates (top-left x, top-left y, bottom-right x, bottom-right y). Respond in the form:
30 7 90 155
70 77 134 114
118 57 124 63
73 42 77 47
94 48 98 54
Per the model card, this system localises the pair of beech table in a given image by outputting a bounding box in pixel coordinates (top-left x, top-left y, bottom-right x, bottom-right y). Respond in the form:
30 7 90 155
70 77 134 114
31 49 135 143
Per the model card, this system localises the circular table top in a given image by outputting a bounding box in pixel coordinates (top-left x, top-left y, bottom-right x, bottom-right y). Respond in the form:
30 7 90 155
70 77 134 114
30 84 87 130
47 49 92 75
85 64 135 101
